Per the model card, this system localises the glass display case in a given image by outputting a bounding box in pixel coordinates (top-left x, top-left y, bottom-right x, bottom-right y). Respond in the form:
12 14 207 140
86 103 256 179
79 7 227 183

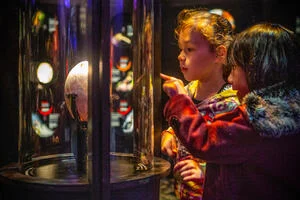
0 0 170 199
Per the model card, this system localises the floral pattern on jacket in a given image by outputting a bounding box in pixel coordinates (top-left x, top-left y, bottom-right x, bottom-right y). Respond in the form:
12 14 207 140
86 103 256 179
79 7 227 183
172 81 240 200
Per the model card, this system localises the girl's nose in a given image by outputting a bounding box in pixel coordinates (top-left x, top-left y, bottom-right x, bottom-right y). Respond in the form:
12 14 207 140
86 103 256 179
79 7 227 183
178 51 185 61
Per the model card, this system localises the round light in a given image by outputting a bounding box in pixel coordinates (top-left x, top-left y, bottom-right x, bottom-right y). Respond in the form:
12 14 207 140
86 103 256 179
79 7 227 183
37 62 54 84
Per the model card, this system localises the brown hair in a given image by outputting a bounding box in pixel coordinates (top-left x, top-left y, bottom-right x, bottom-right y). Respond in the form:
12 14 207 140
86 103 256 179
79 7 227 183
175 8 234 52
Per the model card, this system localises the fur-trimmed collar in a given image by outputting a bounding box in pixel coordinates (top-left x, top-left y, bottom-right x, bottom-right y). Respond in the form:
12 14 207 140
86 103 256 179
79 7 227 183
243 82 300 138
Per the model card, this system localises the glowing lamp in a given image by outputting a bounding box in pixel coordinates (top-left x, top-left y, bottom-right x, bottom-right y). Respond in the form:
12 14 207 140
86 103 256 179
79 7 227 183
37 62 54 84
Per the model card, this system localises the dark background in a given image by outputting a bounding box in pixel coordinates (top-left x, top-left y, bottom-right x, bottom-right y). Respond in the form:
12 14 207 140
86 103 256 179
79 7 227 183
1 0 19 165
0 0 299 166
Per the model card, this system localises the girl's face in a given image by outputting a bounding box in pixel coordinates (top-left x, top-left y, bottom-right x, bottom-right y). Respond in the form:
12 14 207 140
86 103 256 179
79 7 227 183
227 66 250 101
177 30 219 82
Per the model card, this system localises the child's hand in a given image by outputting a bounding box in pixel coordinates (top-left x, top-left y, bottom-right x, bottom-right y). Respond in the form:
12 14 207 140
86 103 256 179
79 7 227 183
161 128 178 158
160 73 187 98
174 158 204 184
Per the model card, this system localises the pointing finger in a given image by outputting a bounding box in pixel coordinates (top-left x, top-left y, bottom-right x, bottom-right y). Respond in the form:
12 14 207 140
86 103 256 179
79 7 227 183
160 73 177 81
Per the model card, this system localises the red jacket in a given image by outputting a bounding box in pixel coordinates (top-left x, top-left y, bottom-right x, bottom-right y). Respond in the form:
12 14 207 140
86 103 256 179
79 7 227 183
163 84 300 200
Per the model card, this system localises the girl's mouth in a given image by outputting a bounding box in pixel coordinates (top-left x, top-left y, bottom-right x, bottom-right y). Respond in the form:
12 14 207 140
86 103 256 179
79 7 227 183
181 67 188 72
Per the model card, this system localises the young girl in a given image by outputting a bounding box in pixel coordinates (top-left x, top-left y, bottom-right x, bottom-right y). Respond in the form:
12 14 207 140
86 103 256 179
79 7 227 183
162 23 300 200
160 9 239 200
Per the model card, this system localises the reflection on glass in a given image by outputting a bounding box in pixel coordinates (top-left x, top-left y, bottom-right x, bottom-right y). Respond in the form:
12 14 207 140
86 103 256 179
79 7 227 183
36 62 54 84
19 0 89 175
110 1 155 171
131 6 154 171
110 12 134 154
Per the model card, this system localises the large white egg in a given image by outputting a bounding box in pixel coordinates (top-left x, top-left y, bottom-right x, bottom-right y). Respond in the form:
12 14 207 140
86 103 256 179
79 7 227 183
64 61 88 122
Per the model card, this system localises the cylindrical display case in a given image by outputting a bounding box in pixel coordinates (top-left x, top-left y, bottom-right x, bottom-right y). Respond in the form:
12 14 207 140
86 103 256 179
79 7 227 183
18 0 89 172
0 0 170 199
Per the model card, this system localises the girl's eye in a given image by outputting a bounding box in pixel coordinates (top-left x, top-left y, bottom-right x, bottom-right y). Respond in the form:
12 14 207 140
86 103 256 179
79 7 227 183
186 48 193 52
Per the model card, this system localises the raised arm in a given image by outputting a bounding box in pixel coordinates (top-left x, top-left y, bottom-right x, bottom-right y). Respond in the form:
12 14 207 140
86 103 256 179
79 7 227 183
163 94 261 164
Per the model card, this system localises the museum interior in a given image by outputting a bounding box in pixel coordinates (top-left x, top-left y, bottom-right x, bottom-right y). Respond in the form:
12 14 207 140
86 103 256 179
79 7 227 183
0 0 298 199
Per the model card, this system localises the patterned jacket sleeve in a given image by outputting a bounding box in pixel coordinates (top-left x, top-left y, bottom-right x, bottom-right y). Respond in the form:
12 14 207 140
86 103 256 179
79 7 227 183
164 94 262 164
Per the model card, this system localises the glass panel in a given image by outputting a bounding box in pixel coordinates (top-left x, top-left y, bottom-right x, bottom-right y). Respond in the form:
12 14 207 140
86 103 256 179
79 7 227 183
110 7 134 154
110 0 154 171
19 0 90 177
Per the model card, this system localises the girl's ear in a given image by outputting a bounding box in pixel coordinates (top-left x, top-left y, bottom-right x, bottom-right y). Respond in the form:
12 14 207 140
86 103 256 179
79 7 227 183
216 45 227 63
